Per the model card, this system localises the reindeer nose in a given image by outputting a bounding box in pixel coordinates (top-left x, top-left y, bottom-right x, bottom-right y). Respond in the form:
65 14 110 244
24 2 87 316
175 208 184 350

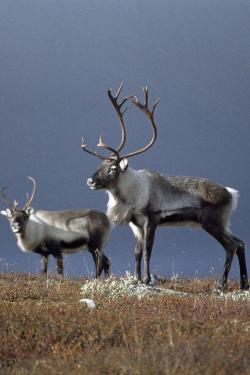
12 222 22 233
87 178 95 187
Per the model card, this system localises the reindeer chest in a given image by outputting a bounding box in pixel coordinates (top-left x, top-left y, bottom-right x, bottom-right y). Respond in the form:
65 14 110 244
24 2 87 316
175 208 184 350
107 193 147 225
16 220 44 252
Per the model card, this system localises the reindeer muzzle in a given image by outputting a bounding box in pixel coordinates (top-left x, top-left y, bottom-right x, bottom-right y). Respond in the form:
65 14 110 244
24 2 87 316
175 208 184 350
86 178 101 190
11 222 22 233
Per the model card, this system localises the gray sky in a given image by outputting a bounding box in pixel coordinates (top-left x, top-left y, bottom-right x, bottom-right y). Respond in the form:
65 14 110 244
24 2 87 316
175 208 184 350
0 0 249 279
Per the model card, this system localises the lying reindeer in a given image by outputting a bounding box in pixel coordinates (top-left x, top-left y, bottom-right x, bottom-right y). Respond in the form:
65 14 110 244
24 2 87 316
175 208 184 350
1 177 111 277
81 83 248 290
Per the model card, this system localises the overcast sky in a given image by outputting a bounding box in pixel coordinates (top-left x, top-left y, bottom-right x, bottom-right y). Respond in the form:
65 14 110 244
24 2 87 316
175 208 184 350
0 0 249 279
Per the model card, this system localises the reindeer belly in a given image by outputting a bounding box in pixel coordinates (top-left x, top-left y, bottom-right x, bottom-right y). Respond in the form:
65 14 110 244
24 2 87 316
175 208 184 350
158 209 201 228
46 227 89 253
61 237 88 254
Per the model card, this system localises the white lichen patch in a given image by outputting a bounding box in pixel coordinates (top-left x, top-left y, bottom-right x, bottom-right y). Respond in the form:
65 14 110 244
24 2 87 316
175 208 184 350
80 272 188 301
216 290 250 301
80 273 250 304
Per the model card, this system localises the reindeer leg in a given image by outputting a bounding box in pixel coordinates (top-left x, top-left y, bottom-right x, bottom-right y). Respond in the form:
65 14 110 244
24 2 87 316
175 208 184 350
100 253 111 277
203 225 237 290
55 253 64 275
143 224 156 285
135 240 143 282
130 223 144 282
41 254 48 274
95 250 110 278
89 248 100 278
217 246 235 291
232 235 249 290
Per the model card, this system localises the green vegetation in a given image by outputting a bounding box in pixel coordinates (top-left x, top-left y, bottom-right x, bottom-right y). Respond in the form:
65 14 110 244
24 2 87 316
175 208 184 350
0 273 249 374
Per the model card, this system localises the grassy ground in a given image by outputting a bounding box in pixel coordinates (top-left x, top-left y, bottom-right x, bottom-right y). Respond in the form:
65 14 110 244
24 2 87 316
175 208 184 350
0 273 249 375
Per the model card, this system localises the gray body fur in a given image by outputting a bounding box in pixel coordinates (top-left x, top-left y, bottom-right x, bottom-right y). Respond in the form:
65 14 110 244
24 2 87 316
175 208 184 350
107 169 233 227
88 161 248 290
2 207 111 277
84 83 248 290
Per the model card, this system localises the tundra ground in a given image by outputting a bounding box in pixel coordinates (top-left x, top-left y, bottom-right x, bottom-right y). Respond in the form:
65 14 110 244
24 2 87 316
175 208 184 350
0 273 249 374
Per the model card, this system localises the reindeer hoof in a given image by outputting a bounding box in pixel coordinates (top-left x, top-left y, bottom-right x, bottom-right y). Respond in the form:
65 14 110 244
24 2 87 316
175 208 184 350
240 281 249 290
216 282 227 292
143 276 151 285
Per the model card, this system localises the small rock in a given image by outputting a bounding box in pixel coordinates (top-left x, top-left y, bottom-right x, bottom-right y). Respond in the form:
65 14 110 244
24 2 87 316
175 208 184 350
79 298 96 309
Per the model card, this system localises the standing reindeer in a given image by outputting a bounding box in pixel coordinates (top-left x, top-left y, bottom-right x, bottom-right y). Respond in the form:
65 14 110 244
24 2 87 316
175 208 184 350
81 83 248 290
1 177 111 277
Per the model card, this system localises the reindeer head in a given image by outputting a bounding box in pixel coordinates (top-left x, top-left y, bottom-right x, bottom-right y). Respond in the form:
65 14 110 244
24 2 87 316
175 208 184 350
82 83 159 191
1 177 36 234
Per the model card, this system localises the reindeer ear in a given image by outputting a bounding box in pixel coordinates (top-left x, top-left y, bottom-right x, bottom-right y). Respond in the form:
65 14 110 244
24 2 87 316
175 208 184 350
25 207 34 215
119 158 128 172
1 209 12 217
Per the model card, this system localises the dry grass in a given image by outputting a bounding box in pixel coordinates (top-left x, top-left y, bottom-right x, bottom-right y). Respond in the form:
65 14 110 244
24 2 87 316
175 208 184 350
0 273 249 375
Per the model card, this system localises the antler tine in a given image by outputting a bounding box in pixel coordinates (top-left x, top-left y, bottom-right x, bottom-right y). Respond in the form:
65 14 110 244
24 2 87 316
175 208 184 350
107 82 130 153
0 185 14 208
122 86 160 159
81 137 108 160
115 82 123 99
24 176 37 208
130 86 160 117
144 86 148 107
97 135 120 160
82 137 115 161
82 137 97 156
152 97 160 114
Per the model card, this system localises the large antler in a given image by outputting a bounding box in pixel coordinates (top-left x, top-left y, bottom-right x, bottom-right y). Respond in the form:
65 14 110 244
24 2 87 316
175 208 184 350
81 83 129 161
107 82 130 153
94 83 132 159
81 85 159 161
94 86 159 160
121 86 160 159
0 177 37 211
23 176 37 208
0 186 18 210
